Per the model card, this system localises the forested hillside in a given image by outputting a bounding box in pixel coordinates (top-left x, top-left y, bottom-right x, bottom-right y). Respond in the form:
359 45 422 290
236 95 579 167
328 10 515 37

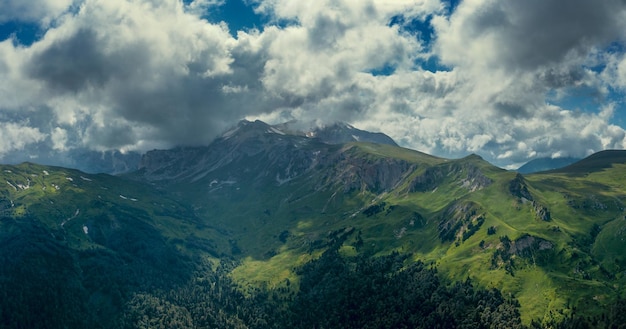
3 124 626 327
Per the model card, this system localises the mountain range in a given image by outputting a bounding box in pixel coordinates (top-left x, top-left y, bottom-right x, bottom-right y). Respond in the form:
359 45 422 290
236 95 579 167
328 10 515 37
2 119 626 328
516 157 581 174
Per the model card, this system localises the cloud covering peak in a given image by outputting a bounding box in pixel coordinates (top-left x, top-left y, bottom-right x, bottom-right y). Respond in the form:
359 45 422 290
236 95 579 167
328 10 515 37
1 0 626 168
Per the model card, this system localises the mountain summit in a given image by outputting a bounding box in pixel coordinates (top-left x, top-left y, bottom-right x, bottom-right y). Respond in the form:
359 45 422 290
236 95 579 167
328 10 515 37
3 120 626 327
269 120 399 146
305 122 398 146
138 119 400 183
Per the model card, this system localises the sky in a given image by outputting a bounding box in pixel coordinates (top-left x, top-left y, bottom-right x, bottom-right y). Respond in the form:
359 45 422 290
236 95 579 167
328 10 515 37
1 0 626 169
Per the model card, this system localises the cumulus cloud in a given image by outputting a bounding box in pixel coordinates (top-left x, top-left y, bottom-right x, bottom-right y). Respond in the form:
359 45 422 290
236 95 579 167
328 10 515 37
0 0 74 25
0 0 626 169
0 122 46 156
404 0 626 164
50 127 69 151
433 0 626 71
21 0 248 150
185 0 226 16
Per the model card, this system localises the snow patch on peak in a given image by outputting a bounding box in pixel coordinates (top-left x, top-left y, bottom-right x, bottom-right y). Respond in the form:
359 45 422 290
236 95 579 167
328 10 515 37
221 126 240 139
267 127 286 135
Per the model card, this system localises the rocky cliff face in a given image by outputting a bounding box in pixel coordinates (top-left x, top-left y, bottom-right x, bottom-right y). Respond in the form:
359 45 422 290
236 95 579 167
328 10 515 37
509 173 533 201
137 120 416 196
308 122 398 146
319 146 416 193
273 121 399 146
438 201 484 242
137 121 504 202
409 158 492 193
138 120 319 182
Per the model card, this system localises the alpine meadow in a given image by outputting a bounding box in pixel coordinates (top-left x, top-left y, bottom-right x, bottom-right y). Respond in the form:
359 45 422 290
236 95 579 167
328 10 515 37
2 120 626 328
4 0 626 328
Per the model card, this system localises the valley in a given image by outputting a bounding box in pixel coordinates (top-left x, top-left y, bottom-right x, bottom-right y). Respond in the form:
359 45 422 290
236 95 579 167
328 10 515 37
1 120 626 328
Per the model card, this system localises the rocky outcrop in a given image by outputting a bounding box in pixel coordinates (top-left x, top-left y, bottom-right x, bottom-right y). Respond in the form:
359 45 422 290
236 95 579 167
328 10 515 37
460 165 493 192
409 162 492 193
274 121 398 146
566 194 610 211
408 166 444 192
491 234 554 275
438 201 484 242
310 122 398 146
532 201 551 221
510 234 554 255
508 174 551 221
509 173 533 201
329 152 416 193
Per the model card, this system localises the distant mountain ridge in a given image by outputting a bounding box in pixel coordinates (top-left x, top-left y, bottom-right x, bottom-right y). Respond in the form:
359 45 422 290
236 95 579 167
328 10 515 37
517 150 626 175
548 150 626 174
516 156 580 174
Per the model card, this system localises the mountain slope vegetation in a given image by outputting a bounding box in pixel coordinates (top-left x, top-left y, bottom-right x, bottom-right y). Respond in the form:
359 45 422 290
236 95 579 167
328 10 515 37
2 121 626 328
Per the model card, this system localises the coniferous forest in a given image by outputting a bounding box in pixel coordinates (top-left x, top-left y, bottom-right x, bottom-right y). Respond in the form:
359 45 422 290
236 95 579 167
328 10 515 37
2 216 625 329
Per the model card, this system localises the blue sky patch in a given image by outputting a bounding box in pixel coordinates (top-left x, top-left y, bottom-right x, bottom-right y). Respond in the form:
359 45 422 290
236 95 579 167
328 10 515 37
0 21 42 46
185 0 265 35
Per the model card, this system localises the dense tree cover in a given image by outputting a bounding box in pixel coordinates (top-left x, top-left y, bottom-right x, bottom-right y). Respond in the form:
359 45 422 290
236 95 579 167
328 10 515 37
283 248 523 329
0 215 193 329
528 299 626 329
0 218 92 329
1 217 625 328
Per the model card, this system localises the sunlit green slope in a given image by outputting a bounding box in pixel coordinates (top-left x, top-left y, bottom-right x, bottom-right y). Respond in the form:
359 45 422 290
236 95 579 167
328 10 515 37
144 128 625 325
0 162 226 255
4 120 626 327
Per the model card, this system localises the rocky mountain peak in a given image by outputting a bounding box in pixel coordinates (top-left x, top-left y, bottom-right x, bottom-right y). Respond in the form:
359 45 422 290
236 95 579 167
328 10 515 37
270 120 398 146
220 119 287 141
308 122 398 146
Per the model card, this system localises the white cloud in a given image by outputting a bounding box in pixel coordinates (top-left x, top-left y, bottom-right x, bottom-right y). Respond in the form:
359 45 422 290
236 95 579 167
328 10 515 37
0 0 75 25
0 0 626 168
0 122 46 156
51 127 69 151
185 0 226 16
22 0 240 150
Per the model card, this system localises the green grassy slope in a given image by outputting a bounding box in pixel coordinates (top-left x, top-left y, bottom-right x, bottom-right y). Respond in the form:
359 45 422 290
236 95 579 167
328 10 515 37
186 146 626 325
0 162 234 327
0 162 227 255
4 144 626 326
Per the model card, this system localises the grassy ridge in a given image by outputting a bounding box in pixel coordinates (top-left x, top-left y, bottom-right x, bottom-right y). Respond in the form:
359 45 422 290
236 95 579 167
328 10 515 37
0 162 229 256
3 147 626 325
204 147 626 324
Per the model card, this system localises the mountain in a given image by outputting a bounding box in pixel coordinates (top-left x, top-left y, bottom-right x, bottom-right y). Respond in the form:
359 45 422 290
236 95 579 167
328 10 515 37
3 120 626 328
0 147 141 175
516 156 580 174
548 150 626 174
0 163 230 328
272 120 399 146
308 122 399 146
67 149 142 174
